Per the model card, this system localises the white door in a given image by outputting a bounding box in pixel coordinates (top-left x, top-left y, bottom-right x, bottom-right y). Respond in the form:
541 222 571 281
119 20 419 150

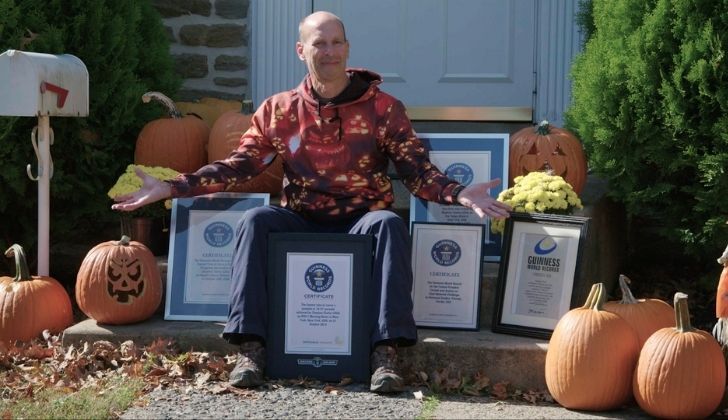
313 0 535 111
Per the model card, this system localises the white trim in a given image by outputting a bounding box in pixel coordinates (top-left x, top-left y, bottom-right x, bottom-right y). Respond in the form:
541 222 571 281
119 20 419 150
251 0 311 107
534 0 584 126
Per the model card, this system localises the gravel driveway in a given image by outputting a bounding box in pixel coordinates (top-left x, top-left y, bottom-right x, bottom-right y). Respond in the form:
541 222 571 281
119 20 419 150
120 383 653 419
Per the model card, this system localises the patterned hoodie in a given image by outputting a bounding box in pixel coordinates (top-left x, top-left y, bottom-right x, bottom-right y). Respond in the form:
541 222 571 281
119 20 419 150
167 68 463 222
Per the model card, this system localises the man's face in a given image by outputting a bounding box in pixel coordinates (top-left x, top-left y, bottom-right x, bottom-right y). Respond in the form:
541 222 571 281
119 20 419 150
296 18 349 84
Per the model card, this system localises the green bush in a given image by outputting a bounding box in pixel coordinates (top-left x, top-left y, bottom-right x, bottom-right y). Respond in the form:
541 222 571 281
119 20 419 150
0 0 180 276
566 0 728 262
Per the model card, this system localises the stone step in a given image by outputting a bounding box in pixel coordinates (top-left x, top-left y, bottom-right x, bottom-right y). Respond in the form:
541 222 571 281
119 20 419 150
62 175 622 392
62 261 549 391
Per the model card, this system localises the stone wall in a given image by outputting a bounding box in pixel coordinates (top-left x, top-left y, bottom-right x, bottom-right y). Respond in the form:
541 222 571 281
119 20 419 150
152 0 251 102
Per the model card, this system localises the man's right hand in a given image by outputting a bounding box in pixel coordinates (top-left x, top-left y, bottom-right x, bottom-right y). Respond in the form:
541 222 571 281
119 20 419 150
111 167 173 212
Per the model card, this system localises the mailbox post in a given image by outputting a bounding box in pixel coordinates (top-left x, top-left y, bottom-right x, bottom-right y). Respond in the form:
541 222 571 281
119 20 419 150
0 49 89 276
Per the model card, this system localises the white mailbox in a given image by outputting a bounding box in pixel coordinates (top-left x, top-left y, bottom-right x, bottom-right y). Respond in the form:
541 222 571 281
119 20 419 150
0 49 88 117
0 49 89 276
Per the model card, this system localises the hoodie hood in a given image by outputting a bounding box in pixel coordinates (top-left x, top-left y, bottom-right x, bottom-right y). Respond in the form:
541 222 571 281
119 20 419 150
298 68 382 108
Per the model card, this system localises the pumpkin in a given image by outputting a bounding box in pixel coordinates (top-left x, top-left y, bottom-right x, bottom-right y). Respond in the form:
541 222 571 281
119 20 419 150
75 235 162 325
712 243 728 365
175 97 242 128
207 100 284 195
508 120 588 194
0 244 73 343
603 274 674 347
134 91 210 173
545 283 639 411
634 292 725 419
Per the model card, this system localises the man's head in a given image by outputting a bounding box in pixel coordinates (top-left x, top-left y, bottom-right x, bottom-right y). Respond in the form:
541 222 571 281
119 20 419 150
296 11 350 85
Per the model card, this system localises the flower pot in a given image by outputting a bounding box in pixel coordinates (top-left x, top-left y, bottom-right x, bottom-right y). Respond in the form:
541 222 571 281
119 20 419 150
120 216 169 256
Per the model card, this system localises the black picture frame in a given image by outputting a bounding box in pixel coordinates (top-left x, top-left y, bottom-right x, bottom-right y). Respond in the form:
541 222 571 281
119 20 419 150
492 212 590 340
266 233 373 383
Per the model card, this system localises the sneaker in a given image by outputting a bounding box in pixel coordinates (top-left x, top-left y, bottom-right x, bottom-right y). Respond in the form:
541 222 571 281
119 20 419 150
229 341 266 388
369 344 404 393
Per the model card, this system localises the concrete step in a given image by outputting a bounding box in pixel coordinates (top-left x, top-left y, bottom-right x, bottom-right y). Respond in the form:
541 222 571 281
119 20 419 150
62 261 549 391
63 176 625 391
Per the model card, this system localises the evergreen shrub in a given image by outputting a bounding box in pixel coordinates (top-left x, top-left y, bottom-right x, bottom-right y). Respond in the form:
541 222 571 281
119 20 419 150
0 0 180 276
566 0 728 263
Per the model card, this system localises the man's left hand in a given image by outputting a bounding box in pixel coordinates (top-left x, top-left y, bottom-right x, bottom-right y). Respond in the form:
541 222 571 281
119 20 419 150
456 178 512 219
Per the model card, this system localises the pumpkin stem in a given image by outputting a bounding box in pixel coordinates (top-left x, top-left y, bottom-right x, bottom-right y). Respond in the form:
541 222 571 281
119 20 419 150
582 282 606 311
582 283 600 309
4 244 32 282
718 243 728 266
535 120 551 135
241 98 254 114
142 91 182 119
118 235 132 246
617 274 639 304
673 292 693 333
541 161 555 176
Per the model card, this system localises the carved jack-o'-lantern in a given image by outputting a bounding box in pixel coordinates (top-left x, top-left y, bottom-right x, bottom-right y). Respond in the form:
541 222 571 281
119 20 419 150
107 255 145 303
75 235 162 325
509 120 588 194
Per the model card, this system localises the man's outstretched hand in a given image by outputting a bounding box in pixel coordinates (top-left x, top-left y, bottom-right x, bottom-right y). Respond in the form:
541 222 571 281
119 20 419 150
111 167 172 212
456 178 511 219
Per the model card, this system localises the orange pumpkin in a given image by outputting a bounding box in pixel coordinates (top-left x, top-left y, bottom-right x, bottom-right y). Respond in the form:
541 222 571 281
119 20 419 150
603 274 674 347
545 283 639 411
207 100 284 195
134 91 210 173
634 292 725 419
0 244 73 343
207 100 254 163
509 120 588 194
711 244 728 367
75 235 162 325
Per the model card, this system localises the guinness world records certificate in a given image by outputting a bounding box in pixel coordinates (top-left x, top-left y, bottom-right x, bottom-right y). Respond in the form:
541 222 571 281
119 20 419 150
492 213 589 339
165 193 269 321
411 222 484 330
284 253 353 355
409 133 509 261
267 233 372 382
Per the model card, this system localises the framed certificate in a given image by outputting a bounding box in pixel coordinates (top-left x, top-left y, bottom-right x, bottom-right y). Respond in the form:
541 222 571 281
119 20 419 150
266 233 373 383
492 212 590 339
165 192 269 321
411 222 484 330
409 133 509 262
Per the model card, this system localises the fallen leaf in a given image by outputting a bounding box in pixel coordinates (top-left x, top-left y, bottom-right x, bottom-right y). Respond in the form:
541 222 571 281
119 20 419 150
323 385 339 395
491 382 509 400
195 372 212 387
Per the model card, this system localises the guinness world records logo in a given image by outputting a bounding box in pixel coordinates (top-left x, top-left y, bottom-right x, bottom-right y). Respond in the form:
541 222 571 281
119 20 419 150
305 263 334 292
445 163 474 186
534 236 558 255
431 239 461 266
203 222 234 247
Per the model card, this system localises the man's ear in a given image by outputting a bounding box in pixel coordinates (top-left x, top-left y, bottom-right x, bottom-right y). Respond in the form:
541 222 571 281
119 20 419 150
296 42 305 61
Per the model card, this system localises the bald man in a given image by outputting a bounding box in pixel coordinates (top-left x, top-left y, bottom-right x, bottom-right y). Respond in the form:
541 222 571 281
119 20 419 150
113 11 510 393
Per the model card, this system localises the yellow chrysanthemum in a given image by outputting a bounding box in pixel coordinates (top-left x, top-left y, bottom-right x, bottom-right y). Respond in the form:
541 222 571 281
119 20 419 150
491 171 583 235
108 164 179 211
